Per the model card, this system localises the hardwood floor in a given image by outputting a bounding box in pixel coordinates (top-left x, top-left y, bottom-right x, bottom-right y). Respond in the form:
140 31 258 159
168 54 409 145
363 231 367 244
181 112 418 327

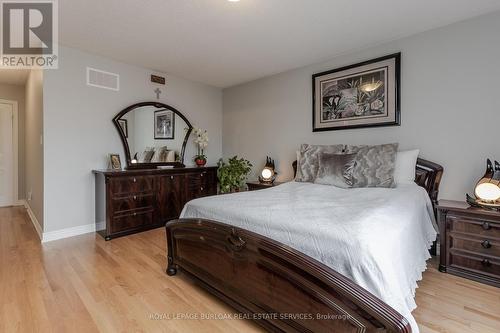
1 206 499 333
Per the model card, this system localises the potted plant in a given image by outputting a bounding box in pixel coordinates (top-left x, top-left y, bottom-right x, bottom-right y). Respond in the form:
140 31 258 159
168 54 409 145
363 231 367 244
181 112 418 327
192 127 208 166
217 156 252 193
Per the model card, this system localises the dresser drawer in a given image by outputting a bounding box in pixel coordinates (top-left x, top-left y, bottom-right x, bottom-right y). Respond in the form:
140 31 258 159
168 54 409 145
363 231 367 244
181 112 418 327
186 171 215 198
449 250 500 279
111 209 154 233
109 176 154 196
448 215 500 239
112 193 154 214
186 172 208 187
450 233 500 257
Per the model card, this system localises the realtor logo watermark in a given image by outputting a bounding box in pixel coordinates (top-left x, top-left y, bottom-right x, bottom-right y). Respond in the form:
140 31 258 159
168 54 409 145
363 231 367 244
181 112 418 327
0 0 58 68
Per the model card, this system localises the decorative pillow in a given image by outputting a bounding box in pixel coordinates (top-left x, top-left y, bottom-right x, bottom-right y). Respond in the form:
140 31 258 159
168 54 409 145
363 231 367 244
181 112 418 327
138 148 155 163
296 144 345 182
294 150 301 181
166 150 176 162
151 146 170 163
394 149 419 184
346 143 399 188
314 153 357 188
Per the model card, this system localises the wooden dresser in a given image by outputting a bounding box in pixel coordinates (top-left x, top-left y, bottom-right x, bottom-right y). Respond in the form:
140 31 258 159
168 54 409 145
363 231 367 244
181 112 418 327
93 166 217 240
437 200 500 287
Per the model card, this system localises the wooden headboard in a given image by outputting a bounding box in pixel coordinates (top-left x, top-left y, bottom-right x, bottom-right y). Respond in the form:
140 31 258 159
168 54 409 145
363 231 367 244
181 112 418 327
292 157 444 209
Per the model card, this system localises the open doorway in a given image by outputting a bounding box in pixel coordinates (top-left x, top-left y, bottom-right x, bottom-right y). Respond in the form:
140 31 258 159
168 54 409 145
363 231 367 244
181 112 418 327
0 99 18 207
0 69 28 208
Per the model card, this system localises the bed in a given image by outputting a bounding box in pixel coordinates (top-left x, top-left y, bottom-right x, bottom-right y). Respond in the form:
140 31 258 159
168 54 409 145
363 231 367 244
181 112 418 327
165 158 443 333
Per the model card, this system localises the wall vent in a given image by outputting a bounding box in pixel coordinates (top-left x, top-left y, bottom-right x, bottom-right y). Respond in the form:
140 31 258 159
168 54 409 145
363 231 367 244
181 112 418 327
86 67 120 91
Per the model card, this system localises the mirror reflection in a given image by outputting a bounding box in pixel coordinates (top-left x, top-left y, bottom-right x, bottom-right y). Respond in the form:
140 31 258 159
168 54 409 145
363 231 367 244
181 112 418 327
117 105 190 165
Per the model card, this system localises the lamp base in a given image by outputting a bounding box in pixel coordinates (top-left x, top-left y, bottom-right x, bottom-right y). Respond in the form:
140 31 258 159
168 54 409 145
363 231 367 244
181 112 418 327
466 193 500 211
258 175 276 184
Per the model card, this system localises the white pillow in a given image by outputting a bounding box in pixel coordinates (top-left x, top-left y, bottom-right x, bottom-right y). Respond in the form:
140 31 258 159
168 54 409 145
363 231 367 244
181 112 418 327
166 150 176 162
394 149 419 184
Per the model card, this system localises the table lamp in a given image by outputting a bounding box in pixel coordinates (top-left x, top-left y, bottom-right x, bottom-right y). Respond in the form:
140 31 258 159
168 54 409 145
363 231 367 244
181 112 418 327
466 159 500 210
259 156 277 184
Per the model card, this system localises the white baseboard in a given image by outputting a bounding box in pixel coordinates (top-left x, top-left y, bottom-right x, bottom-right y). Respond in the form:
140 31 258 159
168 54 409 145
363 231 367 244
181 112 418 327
24 200 43 240
42 223 96 243
23 200 96 243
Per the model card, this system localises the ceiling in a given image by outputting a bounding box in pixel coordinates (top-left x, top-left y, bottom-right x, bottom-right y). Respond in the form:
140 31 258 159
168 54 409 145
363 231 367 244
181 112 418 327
0 69 29 86
59 0 500 88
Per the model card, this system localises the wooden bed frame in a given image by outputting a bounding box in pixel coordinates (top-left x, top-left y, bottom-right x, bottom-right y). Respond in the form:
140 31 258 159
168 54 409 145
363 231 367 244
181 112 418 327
165 158 443 332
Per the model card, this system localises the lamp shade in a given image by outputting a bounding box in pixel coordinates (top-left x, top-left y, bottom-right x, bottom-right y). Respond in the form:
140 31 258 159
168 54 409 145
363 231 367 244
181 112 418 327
261 167 273 180
473 158 500 203
475 182 500 202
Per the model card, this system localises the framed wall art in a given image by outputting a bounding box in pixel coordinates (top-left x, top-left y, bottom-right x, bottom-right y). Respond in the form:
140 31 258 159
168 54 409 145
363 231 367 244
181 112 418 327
154 109 175 139
117 119 128 138
312 53 400 131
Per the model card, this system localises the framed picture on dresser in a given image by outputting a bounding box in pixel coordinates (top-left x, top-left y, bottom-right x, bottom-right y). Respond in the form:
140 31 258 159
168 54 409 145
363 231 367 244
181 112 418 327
108 153 122 170
312 53 401 131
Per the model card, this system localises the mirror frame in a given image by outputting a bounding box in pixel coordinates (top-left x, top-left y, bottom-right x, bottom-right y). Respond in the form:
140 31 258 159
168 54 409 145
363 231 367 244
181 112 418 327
113 101 193 169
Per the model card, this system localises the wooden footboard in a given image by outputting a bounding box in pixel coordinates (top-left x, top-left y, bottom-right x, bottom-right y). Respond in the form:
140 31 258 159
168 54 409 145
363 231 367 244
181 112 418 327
166 219 411 333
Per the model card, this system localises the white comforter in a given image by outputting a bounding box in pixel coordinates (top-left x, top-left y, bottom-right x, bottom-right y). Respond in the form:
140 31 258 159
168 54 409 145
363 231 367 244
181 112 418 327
180 181 437 332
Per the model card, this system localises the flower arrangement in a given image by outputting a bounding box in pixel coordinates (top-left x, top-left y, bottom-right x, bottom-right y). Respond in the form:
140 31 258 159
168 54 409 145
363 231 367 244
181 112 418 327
193 127 209 166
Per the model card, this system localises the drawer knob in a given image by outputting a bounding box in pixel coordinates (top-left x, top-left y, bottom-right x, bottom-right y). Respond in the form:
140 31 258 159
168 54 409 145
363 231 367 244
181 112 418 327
133 212 137 216
133 195 137 201
200 187 204 191
200 173 203 177
171 176 174 180
481 240 492 249
481 259 492 267
133 177 137 183
482 222 491 230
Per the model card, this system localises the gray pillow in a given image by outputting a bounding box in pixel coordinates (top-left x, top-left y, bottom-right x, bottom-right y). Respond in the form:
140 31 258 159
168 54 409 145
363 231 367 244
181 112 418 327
314 153 357 188
296 144 345 182
346 143 399 188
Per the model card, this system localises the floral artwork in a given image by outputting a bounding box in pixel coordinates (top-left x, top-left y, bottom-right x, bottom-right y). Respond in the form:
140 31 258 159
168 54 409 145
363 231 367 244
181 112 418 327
313 53 400 131
321 71 385 120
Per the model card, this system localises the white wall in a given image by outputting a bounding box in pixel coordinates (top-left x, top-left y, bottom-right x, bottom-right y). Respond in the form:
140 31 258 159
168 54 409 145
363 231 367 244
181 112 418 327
0 83 25 200
223 11 500 201
43 46 222 232
25 69 44 225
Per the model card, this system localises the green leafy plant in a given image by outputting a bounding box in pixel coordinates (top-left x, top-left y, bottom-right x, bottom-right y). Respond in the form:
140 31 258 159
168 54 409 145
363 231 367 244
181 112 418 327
217 156 252 193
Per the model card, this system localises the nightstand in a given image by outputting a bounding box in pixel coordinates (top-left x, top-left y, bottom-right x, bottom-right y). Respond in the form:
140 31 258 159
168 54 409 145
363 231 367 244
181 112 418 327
437 200 500 287
246 181 284 191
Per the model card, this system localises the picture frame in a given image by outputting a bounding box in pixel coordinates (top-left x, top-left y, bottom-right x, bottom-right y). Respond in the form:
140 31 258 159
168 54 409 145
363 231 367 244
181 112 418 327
154 109 175 139
118 119 128 138
109 153 122 170
312 53 401 131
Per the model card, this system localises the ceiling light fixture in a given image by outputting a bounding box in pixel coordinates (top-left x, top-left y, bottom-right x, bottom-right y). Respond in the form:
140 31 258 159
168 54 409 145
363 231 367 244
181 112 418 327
227 0 240 2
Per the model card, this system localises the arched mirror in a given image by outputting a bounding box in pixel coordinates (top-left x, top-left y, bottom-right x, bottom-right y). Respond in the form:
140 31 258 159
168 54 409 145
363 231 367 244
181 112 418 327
113 102 192 169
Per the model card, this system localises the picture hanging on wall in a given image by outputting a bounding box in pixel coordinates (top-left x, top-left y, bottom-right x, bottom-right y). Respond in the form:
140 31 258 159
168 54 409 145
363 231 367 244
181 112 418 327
154 109 175 139
312 53 400 131
118 119 128 138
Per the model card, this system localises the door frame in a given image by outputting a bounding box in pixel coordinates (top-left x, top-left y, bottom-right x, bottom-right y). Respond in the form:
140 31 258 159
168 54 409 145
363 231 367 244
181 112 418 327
0 99 19 206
